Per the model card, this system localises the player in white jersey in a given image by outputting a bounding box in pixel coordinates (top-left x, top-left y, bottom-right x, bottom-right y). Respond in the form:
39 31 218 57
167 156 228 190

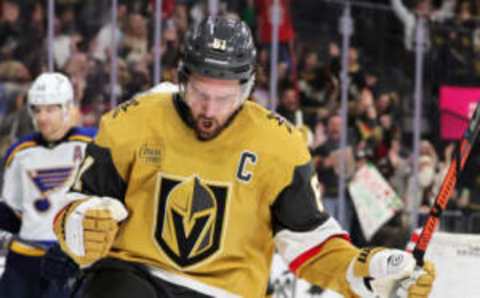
0 72 96 298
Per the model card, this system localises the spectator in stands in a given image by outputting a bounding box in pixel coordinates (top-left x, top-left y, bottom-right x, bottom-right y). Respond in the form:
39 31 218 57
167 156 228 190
311 119 327 150
0 61 33 154
405 140 441 226
419 139 439 166
122 13 148 64
438 0 478 84
375 91 401 158
353 88 382 151
159 18 181 70
16 1 46 77
0 61 31 84
298 48 339 117
301 66 339 120
313 114 356 232
0 86 33 155
173 0 189 38
0 0 22 60
107 57 131 104
298 49 319 85
251 65 269 107
390 0 456 51
240 0 256 31
377 138 411 198
147 0 176 20
58 4 78 35
329 45 366 101
255 0 296 78
64 52 91 108
276 81 303 125
91 2 127 62
256 46 269 69
123 60 151 101
346 47 367 93
276 81 314 146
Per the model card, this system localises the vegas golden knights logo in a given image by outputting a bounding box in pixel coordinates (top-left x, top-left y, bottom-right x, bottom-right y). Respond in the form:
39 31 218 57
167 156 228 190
155 175 228 267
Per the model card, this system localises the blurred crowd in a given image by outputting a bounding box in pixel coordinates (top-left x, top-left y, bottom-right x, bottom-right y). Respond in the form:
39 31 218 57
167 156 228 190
2 0 480 248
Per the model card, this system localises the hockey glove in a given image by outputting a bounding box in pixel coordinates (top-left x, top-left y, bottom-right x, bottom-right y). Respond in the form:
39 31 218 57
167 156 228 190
54 196 128 267
346 247 436 298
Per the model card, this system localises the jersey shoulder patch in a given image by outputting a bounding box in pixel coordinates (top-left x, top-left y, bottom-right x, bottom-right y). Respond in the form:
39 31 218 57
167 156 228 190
3 133 40 166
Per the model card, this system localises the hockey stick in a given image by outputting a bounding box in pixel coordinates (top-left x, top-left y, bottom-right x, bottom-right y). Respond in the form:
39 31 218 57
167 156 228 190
412 103 480 266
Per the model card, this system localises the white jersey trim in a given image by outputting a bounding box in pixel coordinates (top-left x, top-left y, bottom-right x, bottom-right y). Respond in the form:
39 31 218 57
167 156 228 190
149 266 240 298
274 217 347 264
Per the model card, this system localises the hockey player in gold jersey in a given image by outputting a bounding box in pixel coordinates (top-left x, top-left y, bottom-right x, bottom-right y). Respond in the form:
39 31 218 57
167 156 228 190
53 17 435 298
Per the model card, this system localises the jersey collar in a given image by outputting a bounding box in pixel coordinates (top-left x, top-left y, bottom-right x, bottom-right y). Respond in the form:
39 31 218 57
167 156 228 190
35 127 77 149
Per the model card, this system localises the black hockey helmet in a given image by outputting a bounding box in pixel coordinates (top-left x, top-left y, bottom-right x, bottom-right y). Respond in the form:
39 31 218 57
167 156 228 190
180 16 257 84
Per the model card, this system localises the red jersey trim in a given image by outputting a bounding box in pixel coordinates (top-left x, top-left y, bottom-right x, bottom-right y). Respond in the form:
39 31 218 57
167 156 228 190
289 234 350 272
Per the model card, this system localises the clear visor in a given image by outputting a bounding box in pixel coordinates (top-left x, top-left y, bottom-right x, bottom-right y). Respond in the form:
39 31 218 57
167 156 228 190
180 74 255 107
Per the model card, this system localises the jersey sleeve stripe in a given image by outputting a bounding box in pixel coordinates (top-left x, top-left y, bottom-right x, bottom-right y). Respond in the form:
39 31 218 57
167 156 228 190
288 234 350 272
5 141 37 167
274 217 348 269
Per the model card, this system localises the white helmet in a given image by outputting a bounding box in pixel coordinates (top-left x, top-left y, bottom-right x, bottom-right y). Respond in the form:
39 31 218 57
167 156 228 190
28 72 74 107
28 72 74 127
148 82 179 94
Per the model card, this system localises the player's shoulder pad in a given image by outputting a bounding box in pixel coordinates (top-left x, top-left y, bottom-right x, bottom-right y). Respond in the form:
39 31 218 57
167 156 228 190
68 127 97 143
3 133 40 167
243 102 309 159
96 93 173 148
102 92 172 124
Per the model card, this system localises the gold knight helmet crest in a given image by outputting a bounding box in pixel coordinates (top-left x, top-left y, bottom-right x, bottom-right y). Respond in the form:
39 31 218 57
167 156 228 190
155 174 229 267
162 176 217 258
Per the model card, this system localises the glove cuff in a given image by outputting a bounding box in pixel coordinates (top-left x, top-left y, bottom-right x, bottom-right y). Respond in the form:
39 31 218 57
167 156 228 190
347 247 419 297
346 258 378 298
353 247 386 278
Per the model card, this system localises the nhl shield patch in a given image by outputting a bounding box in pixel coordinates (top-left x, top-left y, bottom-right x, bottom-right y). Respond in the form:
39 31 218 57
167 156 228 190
154 174 229 267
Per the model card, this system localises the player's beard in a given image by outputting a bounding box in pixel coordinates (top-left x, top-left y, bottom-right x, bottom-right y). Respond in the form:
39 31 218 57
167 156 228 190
194 115 223 141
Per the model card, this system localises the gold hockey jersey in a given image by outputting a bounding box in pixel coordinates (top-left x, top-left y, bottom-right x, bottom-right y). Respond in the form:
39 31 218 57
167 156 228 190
67 93 358 297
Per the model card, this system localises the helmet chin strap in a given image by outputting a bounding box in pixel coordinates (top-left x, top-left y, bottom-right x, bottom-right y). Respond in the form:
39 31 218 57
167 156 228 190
62 104 71 125
32 117 39 131
239 75 256 103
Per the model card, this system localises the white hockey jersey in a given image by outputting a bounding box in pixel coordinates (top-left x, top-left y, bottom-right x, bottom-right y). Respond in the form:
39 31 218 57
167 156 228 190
1 127 96 244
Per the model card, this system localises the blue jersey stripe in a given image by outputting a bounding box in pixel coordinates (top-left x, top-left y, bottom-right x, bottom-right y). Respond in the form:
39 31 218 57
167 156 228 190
3 133 39 164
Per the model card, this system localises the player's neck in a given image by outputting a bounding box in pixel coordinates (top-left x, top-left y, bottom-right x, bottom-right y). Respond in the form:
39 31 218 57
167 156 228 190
41 125 74 147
